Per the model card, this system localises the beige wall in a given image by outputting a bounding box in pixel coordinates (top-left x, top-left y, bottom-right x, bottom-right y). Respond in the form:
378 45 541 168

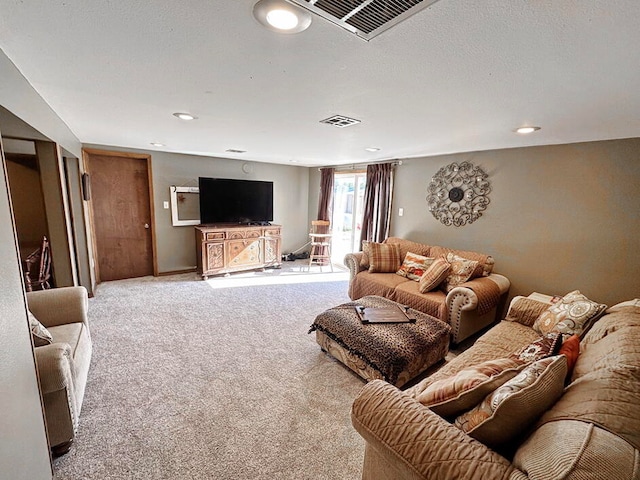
84 145 312 274
0 47 82 478
0 141 52 479
390 138 640 307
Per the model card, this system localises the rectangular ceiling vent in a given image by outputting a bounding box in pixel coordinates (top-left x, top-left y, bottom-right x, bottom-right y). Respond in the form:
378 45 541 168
320 115 361 128
290 0 441 40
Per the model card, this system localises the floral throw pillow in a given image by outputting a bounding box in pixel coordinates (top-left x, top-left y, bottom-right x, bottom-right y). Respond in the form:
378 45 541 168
533 290 607 338
396 252 435 281
510 332 563 363
440 253 479 292
454 355 567 448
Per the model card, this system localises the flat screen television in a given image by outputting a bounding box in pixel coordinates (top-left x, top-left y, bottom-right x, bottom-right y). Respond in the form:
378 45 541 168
198 177 274 225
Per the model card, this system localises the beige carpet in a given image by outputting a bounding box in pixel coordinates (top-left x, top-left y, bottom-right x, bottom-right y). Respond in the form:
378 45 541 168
53 262 368 479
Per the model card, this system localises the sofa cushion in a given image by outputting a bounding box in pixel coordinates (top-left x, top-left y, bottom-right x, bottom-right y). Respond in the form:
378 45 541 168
417 357 524 417
28 311 53 347
391 280 445 320
504 297 551 327
396 252 434 281
514 420 640 480
418 258 451 293
540 309 640 451
351 271 410 302
454 355 567 448
430 245 494 277
605 298 640 314
408 320 541 401
441 253 478 292
384 237 431 262
511 332 563 363
533 290 607 338
368 242 402 273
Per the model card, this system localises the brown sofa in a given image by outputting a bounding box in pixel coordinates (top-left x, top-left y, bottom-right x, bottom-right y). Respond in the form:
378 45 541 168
28 286 92 454
344 237 510 344
351 295 640 480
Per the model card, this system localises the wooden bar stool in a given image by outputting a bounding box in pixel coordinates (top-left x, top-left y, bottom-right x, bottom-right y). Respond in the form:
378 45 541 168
308 220 333 271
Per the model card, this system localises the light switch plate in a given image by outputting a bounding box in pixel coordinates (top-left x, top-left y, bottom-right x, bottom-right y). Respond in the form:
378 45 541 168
398 207 404 217
163 201 169 209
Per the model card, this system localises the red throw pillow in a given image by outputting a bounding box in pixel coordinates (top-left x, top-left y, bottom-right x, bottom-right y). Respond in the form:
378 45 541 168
558 334 580 381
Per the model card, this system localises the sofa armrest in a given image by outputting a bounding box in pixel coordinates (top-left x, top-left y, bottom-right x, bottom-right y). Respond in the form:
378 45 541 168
27 286 88 328
344 252 365 279
446 274 510 342
351 380 522 480
34 343 75 396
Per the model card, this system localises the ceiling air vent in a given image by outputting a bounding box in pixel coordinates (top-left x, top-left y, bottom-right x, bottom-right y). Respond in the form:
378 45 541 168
320 115 361 128
290 0 441 40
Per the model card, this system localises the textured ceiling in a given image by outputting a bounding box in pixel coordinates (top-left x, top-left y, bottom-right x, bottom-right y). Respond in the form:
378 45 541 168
0 1 638 166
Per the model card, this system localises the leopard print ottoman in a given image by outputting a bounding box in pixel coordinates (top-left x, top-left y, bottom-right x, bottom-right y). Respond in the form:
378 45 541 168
309 295 451 387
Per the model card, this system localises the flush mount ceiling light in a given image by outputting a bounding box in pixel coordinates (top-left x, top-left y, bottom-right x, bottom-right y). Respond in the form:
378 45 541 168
150 142 165 147
365 147 380 152
173 112 197 121
253 0 312 34
515 126 541 134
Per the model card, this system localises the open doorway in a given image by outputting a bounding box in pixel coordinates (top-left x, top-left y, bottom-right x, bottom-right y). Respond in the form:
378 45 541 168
331 171 366 263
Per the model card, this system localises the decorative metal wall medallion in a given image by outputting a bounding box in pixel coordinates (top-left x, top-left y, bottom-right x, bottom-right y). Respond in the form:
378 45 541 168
427 162 491 227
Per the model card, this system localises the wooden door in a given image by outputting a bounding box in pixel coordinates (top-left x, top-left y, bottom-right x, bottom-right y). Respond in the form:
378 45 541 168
84 150 155 281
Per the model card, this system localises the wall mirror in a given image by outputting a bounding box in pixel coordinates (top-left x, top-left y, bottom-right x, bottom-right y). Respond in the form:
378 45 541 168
170 186 200 226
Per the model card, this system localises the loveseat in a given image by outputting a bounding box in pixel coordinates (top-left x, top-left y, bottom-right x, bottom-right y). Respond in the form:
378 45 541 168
351 293 640 480
27 286 92 454
344 237 510 344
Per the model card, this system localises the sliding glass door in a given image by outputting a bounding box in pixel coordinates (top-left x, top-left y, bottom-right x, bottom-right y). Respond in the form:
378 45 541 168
331 172 366 262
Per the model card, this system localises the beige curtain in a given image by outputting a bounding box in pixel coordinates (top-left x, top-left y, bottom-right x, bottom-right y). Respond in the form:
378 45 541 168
317 167 335 221
360 163 394 245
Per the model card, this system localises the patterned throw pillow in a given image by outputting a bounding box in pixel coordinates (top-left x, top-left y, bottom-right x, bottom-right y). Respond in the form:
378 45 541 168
454 355 567 448
533 290 607 338
28 311 53 347
417 357 525 417
396 252 435 281
440 253 479 293
418 258 451 293
368 242 402 273
511 332 563 363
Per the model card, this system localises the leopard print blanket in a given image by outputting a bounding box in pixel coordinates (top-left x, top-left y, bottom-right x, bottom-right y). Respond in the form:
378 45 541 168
309 296 451 385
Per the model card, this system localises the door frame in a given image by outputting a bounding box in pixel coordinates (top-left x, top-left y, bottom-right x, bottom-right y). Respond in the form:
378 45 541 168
82 148 158 282
331 170 367 261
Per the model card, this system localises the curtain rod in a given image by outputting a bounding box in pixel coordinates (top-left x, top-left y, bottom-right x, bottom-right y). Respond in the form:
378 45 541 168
318 160 402 171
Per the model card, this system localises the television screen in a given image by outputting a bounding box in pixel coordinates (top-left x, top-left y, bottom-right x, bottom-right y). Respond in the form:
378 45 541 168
198 177 274 224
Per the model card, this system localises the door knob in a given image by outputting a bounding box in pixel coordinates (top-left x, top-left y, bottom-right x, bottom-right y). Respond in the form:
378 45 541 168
144 223 150 229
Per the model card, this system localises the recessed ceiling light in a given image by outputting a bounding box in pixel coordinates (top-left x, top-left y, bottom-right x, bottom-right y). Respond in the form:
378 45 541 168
253 0 312 34
225 149 247 153
515 126 541 134
365 147 380 152
173 112 197 121
150 142 165 147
